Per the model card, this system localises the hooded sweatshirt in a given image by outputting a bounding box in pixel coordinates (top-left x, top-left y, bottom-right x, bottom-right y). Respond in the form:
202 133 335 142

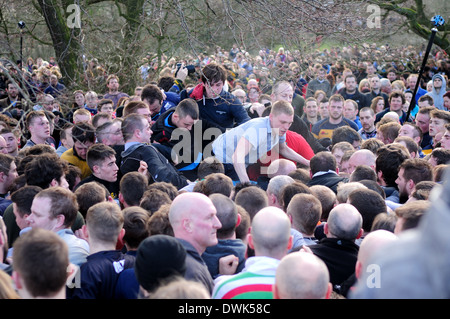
180 84 250 132
426 73 447 110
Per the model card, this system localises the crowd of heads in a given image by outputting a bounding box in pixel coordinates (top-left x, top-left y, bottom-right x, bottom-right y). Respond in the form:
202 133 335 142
0 40 448 300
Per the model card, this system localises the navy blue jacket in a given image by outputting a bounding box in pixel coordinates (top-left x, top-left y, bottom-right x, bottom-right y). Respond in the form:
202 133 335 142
180 88 250 132
67 250 135 299
121 143 188 190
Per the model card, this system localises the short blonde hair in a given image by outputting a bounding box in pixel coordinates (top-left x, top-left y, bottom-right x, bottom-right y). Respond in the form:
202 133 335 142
270 100 294 117
86 202 124 244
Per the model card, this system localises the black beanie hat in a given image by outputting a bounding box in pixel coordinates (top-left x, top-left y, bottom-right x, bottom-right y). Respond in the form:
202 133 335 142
134 235 187 292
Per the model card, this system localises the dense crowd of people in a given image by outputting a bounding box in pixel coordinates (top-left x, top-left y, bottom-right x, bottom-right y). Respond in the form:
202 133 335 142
0 41 449 300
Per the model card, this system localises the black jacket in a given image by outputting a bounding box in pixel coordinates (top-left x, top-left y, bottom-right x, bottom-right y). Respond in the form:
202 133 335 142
120 143 188 190
76 174 120 200
150 108 219 173
178 238 214 295
307 172 348 193
306 238 359 291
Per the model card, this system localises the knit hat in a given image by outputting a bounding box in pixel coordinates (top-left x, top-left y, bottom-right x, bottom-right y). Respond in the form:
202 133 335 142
134 235 187 292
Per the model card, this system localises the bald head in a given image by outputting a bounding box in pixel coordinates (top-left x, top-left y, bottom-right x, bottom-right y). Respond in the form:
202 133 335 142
325 204 363 240
355 230 398 279
267 159 297 178
169 192 221 254
274 252 331 299
266 175 294 207
348 149 376 173
383 112 400 122
250 206 292 259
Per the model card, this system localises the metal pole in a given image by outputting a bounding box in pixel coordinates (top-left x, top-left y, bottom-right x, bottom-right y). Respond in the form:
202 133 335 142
406 15 445 120
406 28 437 120
20 30 23 67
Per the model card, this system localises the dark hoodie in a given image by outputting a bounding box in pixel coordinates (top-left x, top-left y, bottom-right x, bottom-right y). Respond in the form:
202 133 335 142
425 73 447 110
180 84 250 132
120 143 188 190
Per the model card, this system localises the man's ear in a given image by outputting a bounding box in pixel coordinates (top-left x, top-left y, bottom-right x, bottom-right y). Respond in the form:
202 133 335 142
247 233 255 249
50 178 60 187
182 219 192 233
325 283 333 299
0 171 5 183
81 225 89 240
235 214 241 228
273 283 280 299
356 228 364 239
118 228 125 242
12 271 23 290
286 235 293 250
172 112 179 123
55 214 66 229
287 213 293 224
92 165 99 175
355 260 362 280
407 179 415 192
377 170 384 184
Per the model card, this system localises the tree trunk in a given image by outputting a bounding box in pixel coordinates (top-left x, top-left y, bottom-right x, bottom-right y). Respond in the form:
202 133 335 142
36 0 81 87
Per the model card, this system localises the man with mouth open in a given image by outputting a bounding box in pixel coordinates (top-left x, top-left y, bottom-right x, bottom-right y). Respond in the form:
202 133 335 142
212 100 310 183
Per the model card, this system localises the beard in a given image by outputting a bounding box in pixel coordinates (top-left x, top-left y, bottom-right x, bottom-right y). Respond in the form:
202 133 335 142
398 189 409 204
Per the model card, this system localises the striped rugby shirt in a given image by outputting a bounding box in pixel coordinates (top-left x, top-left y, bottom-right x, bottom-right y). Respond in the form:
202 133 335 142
212 256 280 299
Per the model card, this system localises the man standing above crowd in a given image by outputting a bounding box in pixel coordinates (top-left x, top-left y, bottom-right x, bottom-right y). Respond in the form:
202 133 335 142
212 100 310 183
180 62 250 133
270 81 326 153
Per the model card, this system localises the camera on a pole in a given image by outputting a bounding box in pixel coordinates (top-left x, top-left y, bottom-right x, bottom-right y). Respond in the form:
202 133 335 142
430 15 445 28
